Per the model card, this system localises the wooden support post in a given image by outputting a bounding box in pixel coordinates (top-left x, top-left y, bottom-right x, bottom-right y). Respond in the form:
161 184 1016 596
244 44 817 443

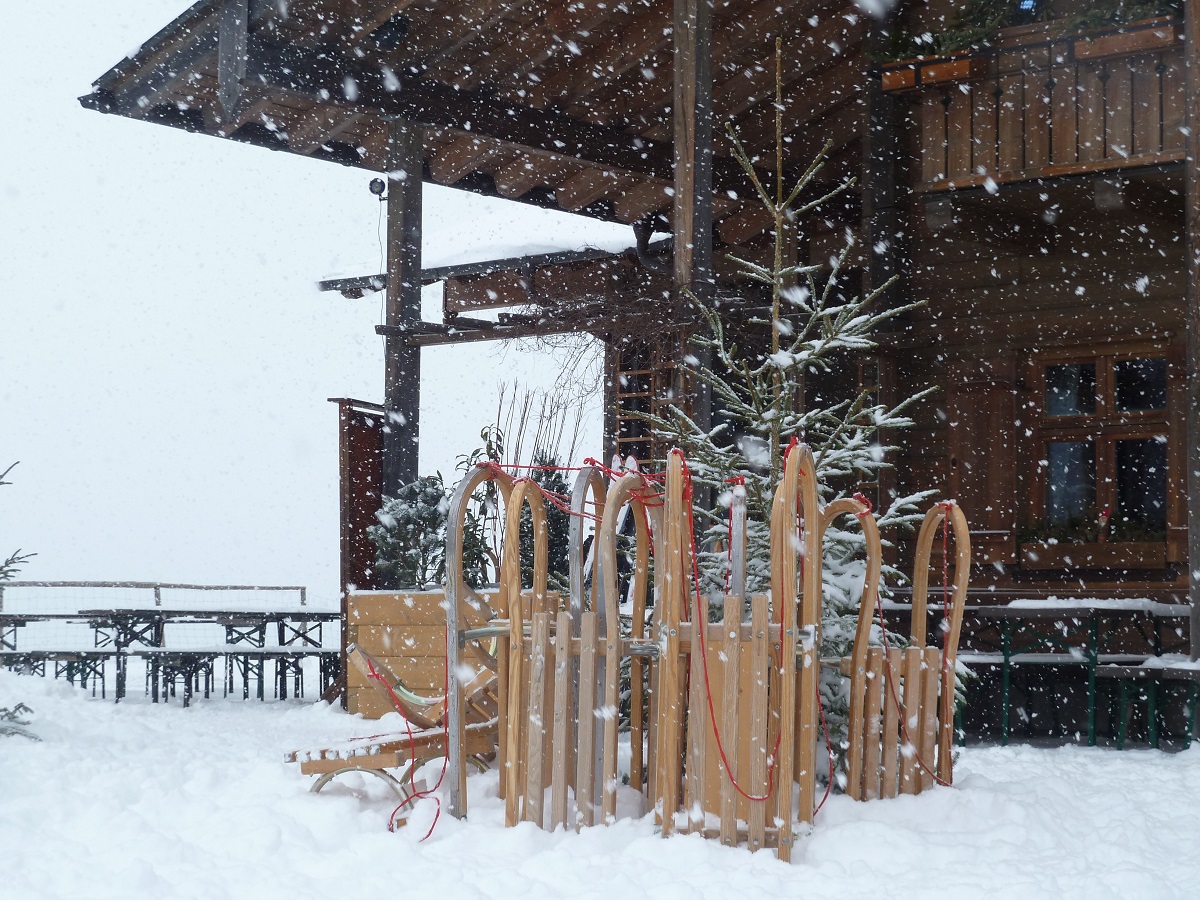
382 120 423 499
1186 0 1200 662
672 0 714 295
673 0 715 445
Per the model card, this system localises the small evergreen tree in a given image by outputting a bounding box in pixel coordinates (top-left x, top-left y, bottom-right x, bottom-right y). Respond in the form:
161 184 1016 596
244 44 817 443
1 462 38 739
1 463 35 582
641 45 937 774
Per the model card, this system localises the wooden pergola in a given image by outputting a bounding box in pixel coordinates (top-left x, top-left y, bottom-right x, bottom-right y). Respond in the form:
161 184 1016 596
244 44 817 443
80 0 874 494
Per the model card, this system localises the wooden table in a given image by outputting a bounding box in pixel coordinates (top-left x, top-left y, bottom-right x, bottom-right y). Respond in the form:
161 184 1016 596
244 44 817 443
1 609 339 701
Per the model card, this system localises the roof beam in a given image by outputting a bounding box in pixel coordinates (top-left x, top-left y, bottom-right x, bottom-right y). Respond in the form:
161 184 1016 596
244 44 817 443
109 20 219 115
244 33 681 181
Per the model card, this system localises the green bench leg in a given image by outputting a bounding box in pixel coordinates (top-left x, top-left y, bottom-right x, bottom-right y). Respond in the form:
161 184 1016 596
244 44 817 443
1117 679 1130 750
1086 617 1098 747
1148 679 1159 750
1001 621 1012 747
1187 684 1198 751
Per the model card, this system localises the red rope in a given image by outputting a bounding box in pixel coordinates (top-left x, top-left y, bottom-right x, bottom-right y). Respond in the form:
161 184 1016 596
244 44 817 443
363 651 450 838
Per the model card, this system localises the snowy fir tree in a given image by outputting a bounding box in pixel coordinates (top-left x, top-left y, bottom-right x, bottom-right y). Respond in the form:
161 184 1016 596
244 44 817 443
368 475 450 589
1 462 35 582
1 462 37 740
642 47 938 772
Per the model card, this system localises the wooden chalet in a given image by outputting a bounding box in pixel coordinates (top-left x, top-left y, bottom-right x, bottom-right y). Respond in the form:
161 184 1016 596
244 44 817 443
81 0 1200 689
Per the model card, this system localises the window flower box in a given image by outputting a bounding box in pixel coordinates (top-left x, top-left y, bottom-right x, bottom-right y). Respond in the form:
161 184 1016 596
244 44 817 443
1019 541 1167 570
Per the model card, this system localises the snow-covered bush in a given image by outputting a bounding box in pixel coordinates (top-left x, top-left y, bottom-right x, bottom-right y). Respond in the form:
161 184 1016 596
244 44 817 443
368 475 449 589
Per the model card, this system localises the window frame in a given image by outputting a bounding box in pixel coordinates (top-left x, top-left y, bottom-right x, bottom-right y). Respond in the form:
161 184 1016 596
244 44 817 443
1022 341 1180 558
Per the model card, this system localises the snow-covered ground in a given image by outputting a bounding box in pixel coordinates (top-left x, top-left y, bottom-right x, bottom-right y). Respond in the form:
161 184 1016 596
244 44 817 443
4 671 1198 900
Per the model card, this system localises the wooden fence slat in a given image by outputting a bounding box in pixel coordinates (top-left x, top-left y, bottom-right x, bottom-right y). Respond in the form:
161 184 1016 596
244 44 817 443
919 647 940 793
575 611 598 828
1130 53 1163 157
497 634 509 803
899 646 923 795
970 79 998 176
551 611 572 829
656 460 686 835
1105 63 1133 160
1023 49 1050 169
880 647 902 799
719 595 741 846
523 612 550 827
1162 52 1185 152
997 73 1024 173
938 649 958 785
846 643 869 801
747 595 769 852
946 86 973 178
863 648 884 801
630 646 645 794
921 90 948 183
1077 62 1106 162
600 620 621 824
1049 59 1078 165
685 600 708 832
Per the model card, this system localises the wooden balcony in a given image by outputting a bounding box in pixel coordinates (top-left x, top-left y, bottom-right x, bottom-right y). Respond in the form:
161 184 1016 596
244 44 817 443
883 19 1185 192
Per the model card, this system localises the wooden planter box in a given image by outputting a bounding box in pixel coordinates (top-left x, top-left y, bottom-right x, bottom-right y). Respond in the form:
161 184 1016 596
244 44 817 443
1019 541 1167 570
880 54 983 93
1074 22 1178 61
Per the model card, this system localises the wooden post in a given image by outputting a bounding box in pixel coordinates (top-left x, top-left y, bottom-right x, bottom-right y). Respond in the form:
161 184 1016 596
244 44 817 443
673 0 715 442
1186 0 1200 661
382 119 423 498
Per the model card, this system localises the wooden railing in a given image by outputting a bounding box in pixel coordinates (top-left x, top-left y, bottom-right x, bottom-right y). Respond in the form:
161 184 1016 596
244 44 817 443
884 19 1185 191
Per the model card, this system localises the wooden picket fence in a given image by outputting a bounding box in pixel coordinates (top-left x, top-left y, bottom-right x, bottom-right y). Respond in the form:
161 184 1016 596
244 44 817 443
431 442 972 859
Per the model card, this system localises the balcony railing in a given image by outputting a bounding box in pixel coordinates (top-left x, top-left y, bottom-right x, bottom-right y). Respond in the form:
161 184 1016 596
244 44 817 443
882 18 1185 191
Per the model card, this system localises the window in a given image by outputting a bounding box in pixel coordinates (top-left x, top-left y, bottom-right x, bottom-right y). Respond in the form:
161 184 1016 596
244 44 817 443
1028 349 1170 544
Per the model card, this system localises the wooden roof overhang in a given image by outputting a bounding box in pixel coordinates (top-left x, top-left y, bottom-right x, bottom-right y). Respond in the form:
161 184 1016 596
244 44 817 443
80 0 869 245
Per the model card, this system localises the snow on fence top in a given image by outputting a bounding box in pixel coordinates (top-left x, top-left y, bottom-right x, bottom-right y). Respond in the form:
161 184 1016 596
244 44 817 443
0 581 313 615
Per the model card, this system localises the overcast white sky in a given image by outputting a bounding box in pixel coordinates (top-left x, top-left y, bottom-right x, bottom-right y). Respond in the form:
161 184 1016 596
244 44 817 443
1 2 629 605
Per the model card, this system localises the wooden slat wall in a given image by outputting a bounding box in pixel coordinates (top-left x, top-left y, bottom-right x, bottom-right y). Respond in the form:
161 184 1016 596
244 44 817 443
915 32 1185 191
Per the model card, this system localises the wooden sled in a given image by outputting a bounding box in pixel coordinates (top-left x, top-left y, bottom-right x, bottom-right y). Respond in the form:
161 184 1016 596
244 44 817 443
653 444 828 859
843 502 970 800
288 464 517 809
496 464 667 829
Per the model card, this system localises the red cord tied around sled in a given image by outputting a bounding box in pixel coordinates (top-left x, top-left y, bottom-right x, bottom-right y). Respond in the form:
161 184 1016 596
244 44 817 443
363 654 449 839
